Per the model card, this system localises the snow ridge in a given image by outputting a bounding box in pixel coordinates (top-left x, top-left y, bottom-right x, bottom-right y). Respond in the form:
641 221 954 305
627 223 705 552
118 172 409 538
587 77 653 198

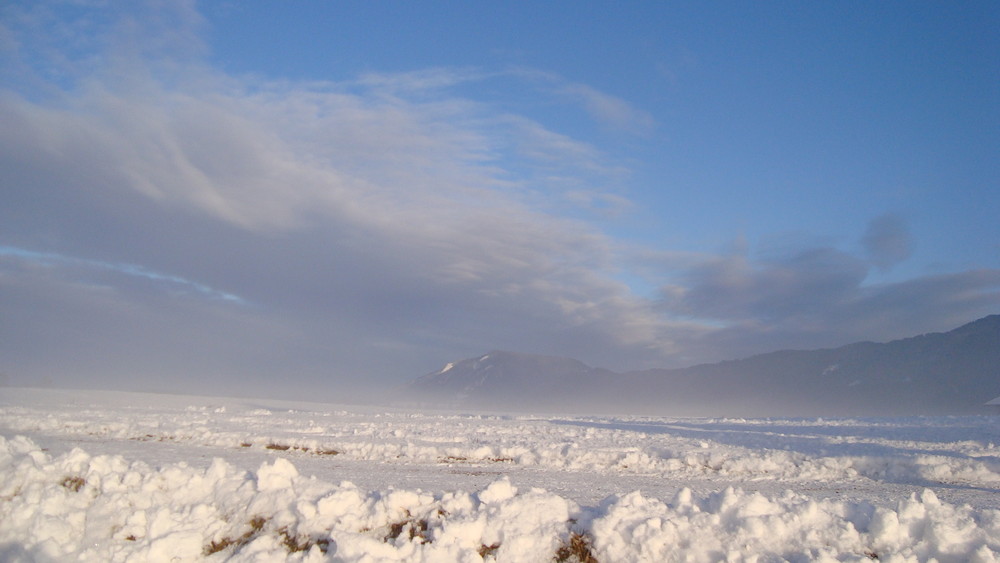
3 435 1000 562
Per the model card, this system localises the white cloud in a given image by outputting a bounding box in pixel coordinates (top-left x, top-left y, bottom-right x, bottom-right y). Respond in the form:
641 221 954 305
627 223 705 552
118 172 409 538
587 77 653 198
1 1 997 394
559 82 656 135
508 67 656 135
355 67 488 94
658 243 1000 361
0 3 682 387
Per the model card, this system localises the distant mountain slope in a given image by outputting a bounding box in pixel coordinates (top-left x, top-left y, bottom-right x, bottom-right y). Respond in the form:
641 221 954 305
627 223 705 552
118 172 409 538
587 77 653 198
625 314 1000 416
407 350 616 409
404 315 1000 416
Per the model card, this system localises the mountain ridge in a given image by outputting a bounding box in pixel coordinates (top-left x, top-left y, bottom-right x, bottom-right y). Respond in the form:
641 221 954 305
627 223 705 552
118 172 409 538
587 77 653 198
404 315 1000 416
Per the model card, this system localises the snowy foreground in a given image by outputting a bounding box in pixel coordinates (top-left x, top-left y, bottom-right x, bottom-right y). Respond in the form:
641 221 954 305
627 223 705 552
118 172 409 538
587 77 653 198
2 388 1000 562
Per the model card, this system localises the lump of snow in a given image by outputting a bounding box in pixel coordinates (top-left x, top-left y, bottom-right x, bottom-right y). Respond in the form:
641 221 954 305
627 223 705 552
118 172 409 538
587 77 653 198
477 477 517 504
256 457 298 491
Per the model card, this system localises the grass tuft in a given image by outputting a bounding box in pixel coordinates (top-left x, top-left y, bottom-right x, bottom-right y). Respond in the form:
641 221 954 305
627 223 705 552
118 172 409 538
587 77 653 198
279 527 331 553
385 516 430 543
440 455 513 464
203 515 267 555
263 443 336 455
478 543 501 558
61 476 85 492
554 532 598 563
382 508 433 544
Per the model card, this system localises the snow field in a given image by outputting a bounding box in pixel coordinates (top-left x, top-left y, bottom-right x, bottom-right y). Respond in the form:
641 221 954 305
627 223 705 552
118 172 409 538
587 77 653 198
2 434 1000 562
2 388 1000 561
2 392 999 492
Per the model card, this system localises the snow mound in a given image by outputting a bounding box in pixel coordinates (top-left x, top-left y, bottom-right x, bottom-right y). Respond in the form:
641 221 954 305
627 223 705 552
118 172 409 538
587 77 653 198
2 435 999 562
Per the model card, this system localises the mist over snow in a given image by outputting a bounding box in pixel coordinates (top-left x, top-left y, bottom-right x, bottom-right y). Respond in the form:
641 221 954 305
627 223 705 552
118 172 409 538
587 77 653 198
1 2 999 402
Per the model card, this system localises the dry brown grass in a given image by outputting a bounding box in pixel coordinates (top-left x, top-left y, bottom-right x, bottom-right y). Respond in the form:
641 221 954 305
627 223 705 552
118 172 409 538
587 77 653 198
203 515 267 555
203 514 332 556
440 455 513 464
279 527 331 553
61 476 85 492
384 510 431 544
130 434 177 442
478 542 501 558
260 443 338 455
554 532 598 563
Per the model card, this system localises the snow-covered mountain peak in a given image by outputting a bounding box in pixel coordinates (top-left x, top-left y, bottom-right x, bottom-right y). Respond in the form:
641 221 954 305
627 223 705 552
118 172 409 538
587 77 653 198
408 350 616 407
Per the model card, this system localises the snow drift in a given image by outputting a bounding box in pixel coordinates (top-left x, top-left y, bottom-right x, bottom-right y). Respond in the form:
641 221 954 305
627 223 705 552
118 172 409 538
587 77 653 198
2 388 1000 561
4 435 1000 562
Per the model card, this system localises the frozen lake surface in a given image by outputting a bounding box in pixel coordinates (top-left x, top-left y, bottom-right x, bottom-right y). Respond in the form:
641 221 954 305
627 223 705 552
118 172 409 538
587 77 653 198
2 387 999 561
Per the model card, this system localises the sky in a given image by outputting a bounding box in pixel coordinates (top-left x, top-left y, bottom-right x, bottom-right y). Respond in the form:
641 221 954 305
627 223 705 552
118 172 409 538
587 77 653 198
1 1 998 400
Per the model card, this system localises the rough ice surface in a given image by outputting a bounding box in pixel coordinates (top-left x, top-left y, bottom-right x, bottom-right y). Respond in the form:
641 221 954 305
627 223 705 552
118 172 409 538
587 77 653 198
2 388 999 562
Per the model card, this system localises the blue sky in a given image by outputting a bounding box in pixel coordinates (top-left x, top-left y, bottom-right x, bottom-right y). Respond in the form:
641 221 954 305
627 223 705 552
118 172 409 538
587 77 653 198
203 1 999 275
1 1 997 398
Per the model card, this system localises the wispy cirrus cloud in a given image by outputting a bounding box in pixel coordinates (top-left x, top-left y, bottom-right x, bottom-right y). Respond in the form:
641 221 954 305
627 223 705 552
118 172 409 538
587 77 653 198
509 67 656 135
0 246 244 303
557 81 656 136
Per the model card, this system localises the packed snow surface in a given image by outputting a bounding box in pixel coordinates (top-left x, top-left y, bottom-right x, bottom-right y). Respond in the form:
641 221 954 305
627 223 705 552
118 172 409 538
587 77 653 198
2 388 1000 562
